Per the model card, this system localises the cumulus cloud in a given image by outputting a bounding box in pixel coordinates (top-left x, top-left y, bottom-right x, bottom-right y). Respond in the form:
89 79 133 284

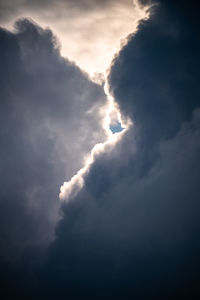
38 1 200 299
0 18 106 264
41 110 200 299
1 0 200 299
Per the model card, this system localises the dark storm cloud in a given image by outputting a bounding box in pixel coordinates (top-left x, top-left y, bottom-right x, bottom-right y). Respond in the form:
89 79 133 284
1 0 200 299
37 1 200 299
110 0 200 145
42 113 200 299
0 17 106 268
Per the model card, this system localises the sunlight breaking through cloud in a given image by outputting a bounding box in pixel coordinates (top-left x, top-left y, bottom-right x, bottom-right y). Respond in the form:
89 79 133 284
59 1 150 202
0 0 149 203
59 81 132 201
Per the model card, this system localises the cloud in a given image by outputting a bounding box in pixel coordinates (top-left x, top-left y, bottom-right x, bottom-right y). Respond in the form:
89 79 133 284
1 0 200 299
38 1 200 298
0 18 106 265
41 110 200 299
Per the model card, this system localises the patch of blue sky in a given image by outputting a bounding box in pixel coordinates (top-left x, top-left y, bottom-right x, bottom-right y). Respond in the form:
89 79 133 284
109 121 124 134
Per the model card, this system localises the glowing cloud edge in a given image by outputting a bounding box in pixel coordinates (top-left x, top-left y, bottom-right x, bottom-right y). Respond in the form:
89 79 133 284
59 83 132 202
59 1 150 202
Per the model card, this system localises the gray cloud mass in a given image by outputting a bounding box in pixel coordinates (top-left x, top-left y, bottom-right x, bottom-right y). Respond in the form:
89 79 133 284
0 18 106 264
39 1 200 299
0 0 200 299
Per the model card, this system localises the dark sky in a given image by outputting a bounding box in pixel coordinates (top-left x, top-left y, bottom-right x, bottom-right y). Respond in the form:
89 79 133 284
0 0 200 299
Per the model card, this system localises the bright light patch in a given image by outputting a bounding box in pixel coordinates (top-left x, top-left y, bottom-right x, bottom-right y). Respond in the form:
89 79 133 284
1 0 148 78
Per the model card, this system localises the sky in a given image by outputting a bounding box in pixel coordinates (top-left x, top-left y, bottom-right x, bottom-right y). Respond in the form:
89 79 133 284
0 0 147 77
0 0 200 299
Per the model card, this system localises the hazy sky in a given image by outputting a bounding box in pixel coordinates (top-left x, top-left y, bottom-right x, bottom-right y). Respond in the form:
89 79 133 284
0 0 147 76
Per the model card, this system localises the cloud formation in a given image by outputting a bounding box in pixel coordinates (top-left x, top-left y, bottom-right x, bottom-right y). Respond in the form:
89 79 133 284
0 18 106 265
39 1 200 299
1 0 200 299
